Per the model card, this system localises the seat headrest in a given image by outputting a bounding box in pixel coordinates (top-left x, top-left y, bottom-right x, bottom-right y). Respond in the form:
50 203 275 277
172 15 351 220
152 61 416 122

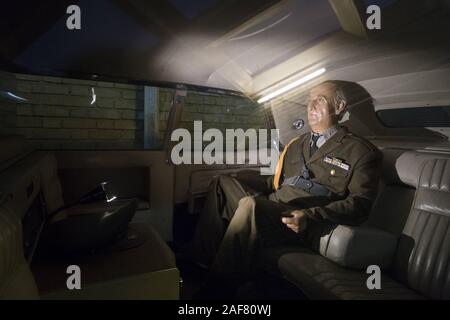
396 151 450 188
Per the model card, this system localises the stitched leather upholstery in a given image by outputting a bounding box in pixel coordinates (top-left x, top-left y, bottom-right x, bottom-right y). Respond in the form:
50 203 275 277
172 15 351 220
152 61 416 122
275 247 423 300
275 152 450 300
394 158 450 299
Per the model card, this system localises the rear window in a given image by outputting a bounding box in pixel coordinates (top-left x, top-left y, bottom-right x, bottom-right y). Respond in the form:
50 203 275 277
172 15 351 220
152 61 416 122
377 106 450 128
0 71 268 151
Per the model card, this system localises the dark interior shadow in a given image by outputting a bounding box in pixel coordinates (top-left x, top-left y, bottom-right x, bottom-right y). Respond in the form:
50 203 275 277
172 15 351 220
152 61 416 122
392 234 416 284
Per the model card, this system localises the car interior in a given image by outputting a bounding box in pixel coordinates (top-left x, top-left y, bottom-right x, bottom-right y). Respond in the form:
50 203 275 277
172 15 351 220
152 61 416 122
0 0 449 300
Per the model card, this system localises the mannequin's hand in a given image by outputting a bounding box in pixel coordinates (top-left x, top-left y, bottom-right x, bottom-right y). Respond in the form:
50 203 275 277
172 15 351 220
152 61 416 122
281 210 308 233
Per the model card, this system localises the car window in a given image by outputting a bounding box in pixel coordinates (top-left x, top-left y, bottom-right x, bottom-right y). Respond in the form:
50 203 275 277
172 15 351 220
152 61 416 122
0 72 148 150
0 72 271 150
377 106 450 128
176 91 272 151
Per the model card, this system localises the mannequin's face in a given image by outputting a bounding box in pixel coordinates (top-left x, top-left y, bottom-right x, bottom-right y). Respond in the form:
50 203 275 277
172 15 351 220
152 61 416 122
307 82 345 133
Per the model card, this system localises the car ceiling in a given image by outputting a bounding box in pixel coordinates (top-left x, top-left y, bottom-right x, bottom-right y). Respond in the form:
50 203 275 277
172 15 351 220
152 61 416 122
1 0 449 101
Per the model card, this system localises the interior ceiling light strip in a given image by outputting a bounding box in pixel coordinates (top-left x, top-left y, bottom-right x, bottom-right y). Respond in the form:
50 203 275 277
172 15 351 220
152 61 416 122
257 67 326 104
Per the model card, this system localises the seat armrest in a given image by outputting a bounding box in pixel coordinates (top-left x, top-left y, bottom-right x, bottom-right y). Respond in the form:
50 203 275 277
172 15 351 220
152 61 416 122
320 225 398 270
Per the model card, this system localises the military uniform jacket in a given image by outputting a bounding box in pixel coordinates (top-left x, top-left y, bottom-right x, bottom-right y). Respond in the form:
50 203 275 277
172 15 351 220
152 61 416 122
269 126 382 226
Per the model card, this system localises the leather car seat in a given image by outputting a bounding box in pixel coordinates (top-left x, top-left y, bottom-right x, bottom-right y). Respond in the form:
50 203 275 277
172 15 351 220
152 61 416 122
273 152 450 299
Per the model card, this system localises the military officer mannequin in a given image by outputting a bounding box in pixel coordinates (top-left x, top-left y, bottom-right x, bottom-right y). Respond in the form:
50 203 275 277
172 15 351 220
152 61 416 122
190 80 382 297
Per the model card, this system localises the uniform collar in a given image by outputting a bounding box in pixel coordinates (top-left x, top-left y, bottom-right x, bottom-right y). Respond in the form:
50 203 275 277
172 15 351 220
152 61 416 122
306 126 348 164
310 125 339 148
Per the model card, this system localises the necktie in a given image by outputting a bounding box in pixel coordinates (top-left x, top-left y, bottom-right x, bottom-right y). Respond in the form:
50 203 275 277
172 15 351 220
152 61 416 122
310 133 320 156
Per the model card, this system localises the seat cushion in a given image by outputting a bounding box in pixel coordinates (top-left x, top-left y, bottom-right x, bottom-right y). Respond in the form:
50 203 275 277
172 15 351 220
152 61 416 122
269 246 425 300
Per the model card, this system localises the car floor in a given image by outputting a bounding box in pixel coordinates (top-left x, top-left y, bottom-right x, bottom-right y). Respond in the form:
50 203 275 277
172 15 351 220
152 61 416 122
171 204 307 300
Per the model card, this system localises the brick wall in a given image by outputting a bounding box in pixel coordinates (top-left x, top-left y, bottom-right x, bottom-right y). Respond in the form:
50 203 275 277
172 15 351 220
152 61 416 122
159 88 267 147
0 72 267 150
0 72 144 149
